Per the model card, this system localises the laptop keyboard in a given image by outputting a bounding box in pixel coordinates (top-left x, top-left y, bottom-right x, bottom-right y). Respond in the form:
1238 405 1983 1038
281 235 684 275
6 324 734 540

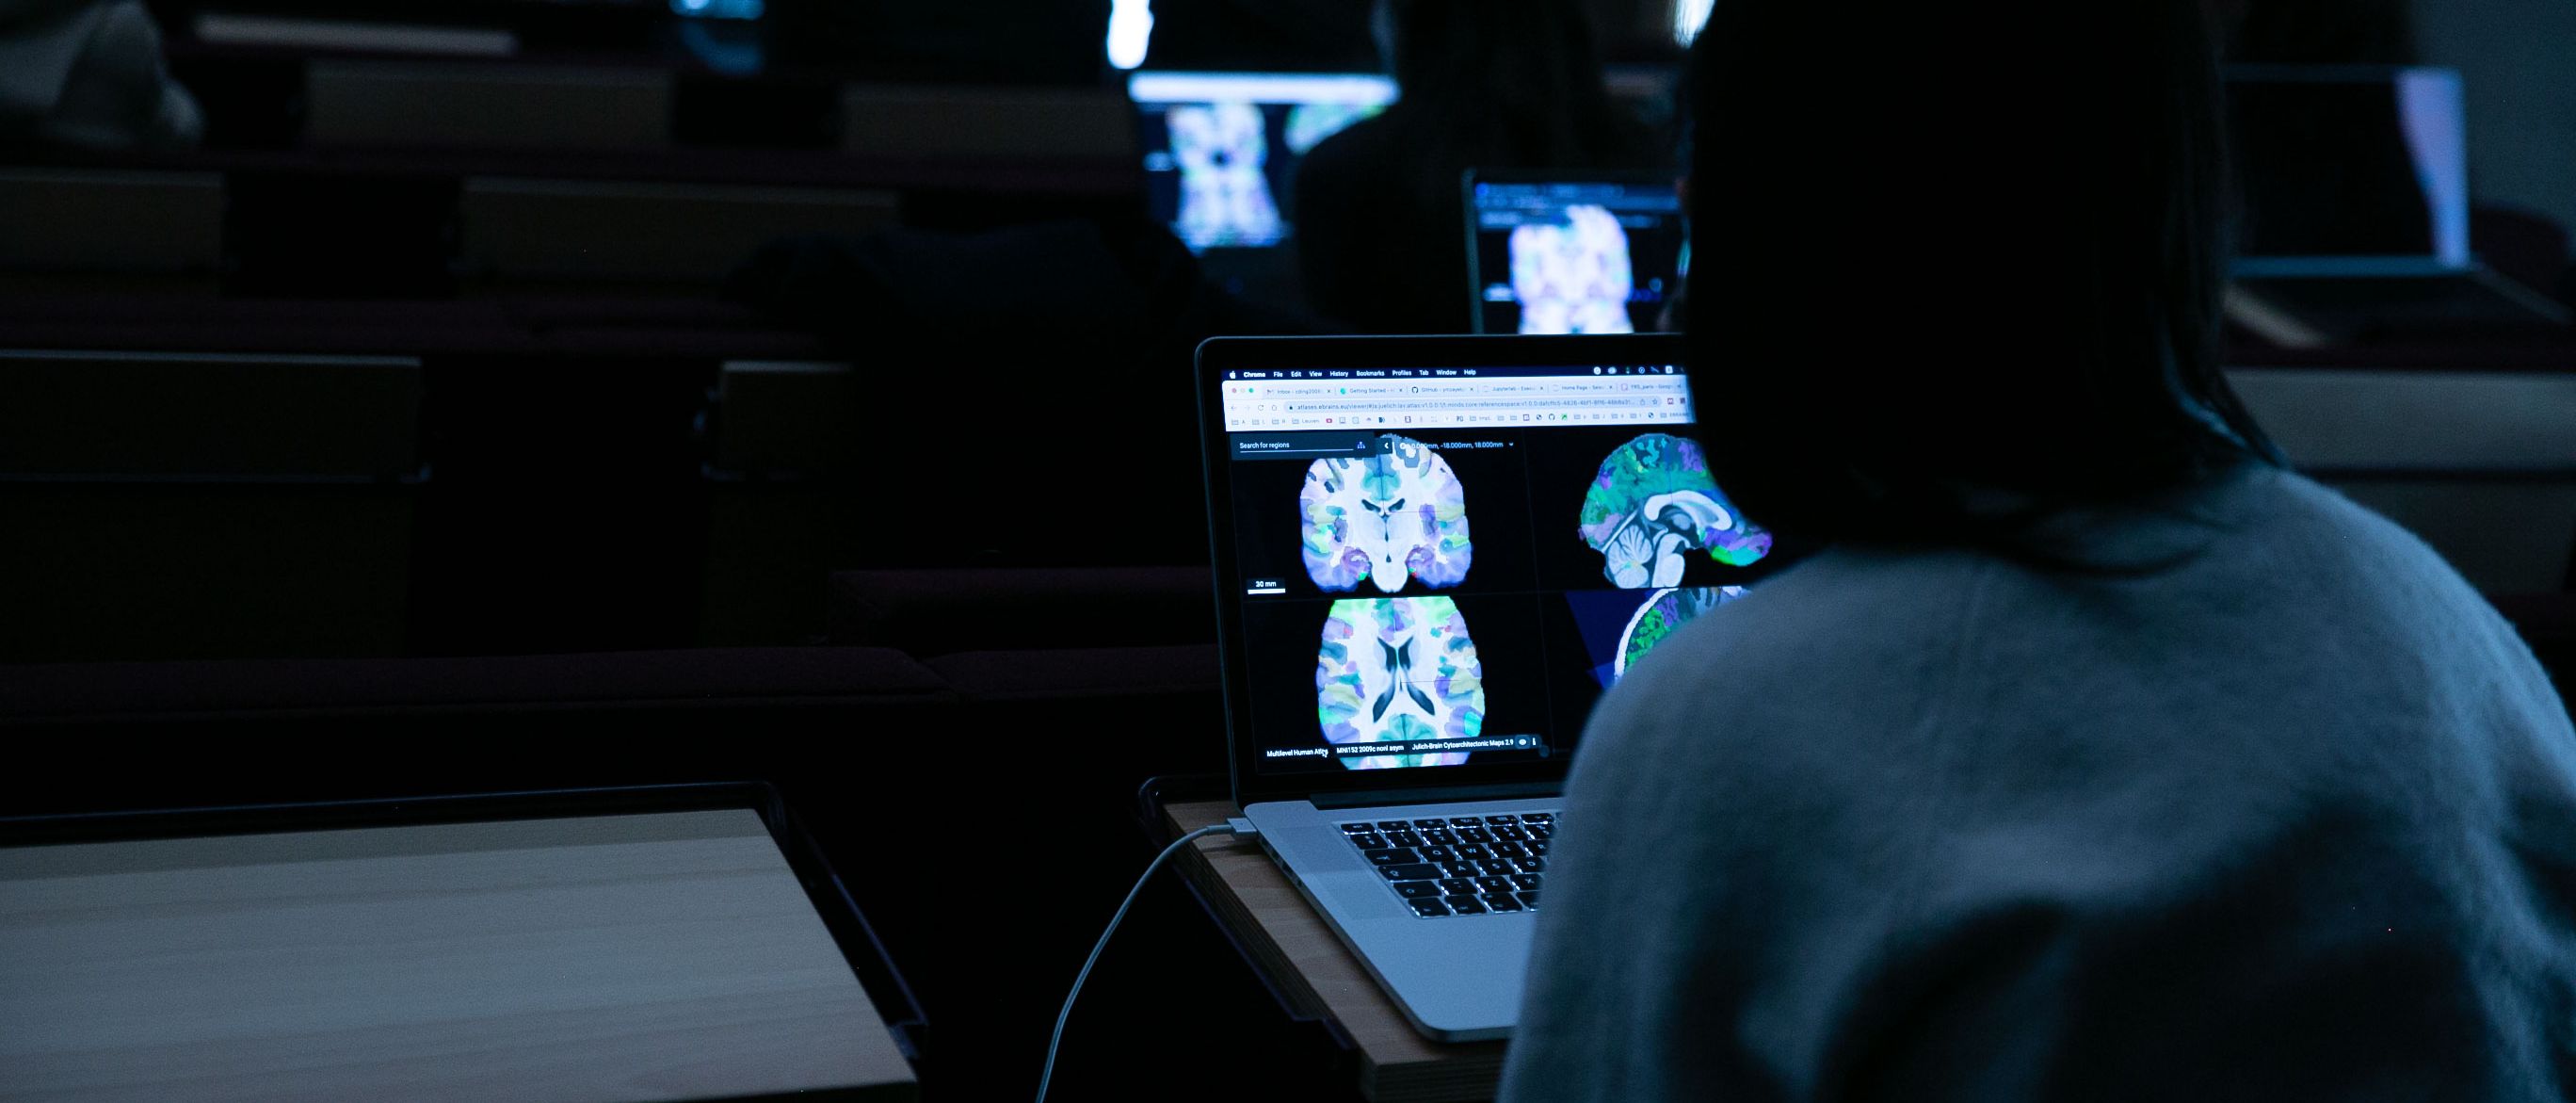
1340 813 1554 918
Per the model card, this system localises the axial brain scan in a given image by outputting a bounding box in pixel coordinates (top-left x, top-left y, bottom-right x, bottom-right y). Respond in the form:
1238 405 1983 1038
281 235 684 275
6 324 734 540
1317 597 1485 770
1581 433 1772 588
1510 203 1635 334
1168 102 1280 249
1617 586 1748 678
1301 434 1473 593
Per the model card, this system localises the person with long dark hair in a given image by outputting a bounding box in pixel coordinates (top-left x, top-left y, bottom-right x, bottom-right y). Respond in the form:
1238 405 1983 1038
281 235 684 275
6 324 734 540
1501 1 2576 1097
1294 0 1660 333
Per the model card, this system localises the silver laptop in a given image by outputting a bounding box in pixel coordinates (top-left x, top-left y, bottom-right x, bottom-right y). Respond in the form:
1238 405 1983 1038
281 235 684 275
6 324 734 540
1194 334 1787 1040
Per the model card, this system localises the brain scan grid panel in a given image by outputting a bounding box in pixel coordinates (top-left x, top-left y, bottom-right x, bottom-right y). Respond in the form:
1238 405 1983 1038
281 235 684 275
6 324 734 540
1301 434 1473 593
1317 596 1485 770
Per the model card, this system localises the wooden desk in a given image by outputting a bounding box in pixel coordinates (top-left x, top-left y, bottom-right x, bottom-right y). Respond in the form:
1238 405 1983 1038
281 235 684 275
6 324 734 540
1161 800 1506 1103
0 809 915 1102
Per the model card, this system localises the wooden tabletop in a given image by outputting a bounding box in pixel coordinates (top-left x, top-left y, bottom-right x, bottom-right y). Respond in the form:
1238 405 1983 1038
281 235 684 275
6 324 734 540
1162 800 1507 1103
0 809 915 1103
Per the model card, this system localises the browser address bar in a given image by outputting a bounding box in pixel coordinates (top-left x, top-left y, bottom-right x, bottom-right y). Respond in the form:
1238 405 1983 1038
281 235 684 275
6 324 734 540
1280 397 1676 412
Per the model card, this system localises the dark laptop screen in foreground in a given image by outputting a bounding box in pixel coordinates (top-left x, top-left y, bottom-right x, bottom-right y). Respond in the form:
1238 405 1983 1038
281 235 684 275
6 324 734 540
1214 354 1787 779
1468 176 1685 334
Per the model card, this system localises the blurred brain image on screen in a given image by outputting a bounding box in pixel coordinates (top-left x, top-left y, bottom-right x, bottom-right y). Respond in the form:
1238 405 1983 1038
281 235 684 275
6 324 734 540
1169 102 1282 249
1131 73 1396 254
1510 204 1635 334
1317 596 1485 770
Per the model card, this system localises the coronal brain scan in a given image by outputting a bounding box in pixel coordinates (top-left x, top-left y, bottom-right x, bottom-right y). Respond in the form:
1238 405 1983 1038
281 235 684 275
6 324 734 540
1301 434 1473 593
1317 597 1484 770
1509 203 1635 335
1581 432 1772 588
1167 102 1280 250
1617 586 1748 678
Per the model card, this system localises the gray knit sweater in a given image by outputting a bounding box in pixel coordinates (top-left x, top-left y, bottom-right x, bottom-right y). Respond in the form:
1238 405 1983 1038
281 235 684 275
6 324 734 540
1503 463 2576 1101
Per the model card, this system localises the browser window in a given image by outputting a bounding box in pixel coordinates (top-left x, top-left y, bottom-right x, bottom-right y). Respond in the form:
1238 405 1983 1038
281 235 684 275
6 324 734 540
1217 361 1795 776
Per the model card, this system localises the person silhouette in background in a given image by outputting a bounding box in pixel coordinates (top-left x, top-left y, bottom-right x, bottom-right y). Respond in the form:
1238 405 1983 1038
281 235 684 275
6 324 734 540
1294 0 1660 334
1502 0 2576 1098
0 0 199 150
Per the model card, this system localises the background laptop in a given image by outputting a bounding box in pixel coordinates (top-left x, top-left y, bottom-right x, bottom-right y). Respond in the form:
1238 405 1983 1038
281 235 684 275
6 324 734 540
1129 71 1396 307
1195 334 1794 1040
2224 64 2569 343
1464 171 1686 335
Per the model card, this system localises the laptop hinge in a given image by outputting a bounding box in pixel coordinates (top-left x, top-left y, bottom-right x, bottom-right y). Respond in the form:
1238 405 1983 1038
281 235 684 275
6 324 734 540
1312 781 1562 810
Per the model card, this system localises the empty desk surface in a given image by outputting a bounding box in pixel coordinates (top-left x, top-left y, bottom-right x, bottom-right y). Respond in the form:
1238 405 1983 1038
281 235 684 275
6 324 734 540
1162 799 1505 1103
0 809 914 1102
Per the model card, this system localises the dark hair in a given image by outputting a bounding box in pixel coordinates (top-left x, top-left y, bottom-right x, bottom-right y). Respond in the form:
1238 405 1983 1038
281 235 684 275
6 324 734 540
1375 0 1658 208
1682 0 2277 544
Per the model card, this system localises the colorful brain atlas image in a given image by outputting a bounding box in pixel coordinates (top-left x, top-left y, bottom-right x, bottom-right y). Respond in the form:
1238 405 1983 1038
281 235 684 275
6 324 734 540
1167 102 1281 250
1617 587 1749 678
1301 434 1473 593
1509 203 1635 335
1317 597 1485 770
1581 432 1772 589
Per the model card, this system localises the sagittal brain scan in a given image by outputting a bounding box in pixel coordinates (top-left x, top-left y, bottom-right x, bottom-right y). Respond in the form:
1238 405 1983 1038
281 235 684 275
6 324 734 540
1618 586 1748 677
1509 204 1635 335
1581 433 1772 588
1317 597 1485 769
1301 434 1473 593
1168 102 1280 250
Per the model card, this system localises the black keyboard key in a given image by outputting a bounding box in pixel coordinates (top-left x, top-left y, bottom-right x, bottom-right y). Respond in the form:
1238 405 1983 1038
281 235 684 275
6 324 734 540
1393 881 1442 900
1439 861 1479 878
1517 890 1540 910
1410 898 1453 917
1377 820 1412 833
1493 826 1530 842
1363 848 1419 866
1387 831 1424 849
1492 842 1530 859
1474 875 1515 894
1457 827 1494 844
1523 812 1554 824
1417 845 1456 863
1341 822 1374 834
1511 874 1542 891
1455 843 1492 860
1527 840 1550 856
1438 878 1477 895
1482 893 1524 913
1528 824 1554 840
1379 863 1442 881
1445 895 1488 915
1411 819 1448 830
1485 814 1519 825
1422 830 1457 846
1446 817 1483 827
1350 834 1386 850
1521 856 1546 873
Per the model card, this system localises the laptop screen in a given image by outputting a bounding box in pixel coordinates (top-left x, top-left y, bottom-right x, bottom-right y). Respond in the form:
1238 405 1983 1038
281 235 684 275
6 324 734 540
1130 72 1397 253
1467 176 1686 334
2226 66 2471 277
1212 350 1787 780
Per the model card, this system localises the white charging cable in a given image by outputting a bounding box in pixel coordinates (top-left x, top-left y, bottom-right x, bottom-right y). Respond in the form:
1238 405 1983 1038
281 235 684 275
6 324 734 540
1037 818 1258 1102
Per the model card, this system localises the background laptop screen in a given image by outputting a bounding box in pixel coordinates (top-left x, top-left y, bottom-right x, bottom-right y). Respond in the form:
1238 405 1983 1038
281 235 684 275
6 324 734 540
1215 358 1786 777
2226 66 2471 277
1131 72 1398 252
1468 178 1685 334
